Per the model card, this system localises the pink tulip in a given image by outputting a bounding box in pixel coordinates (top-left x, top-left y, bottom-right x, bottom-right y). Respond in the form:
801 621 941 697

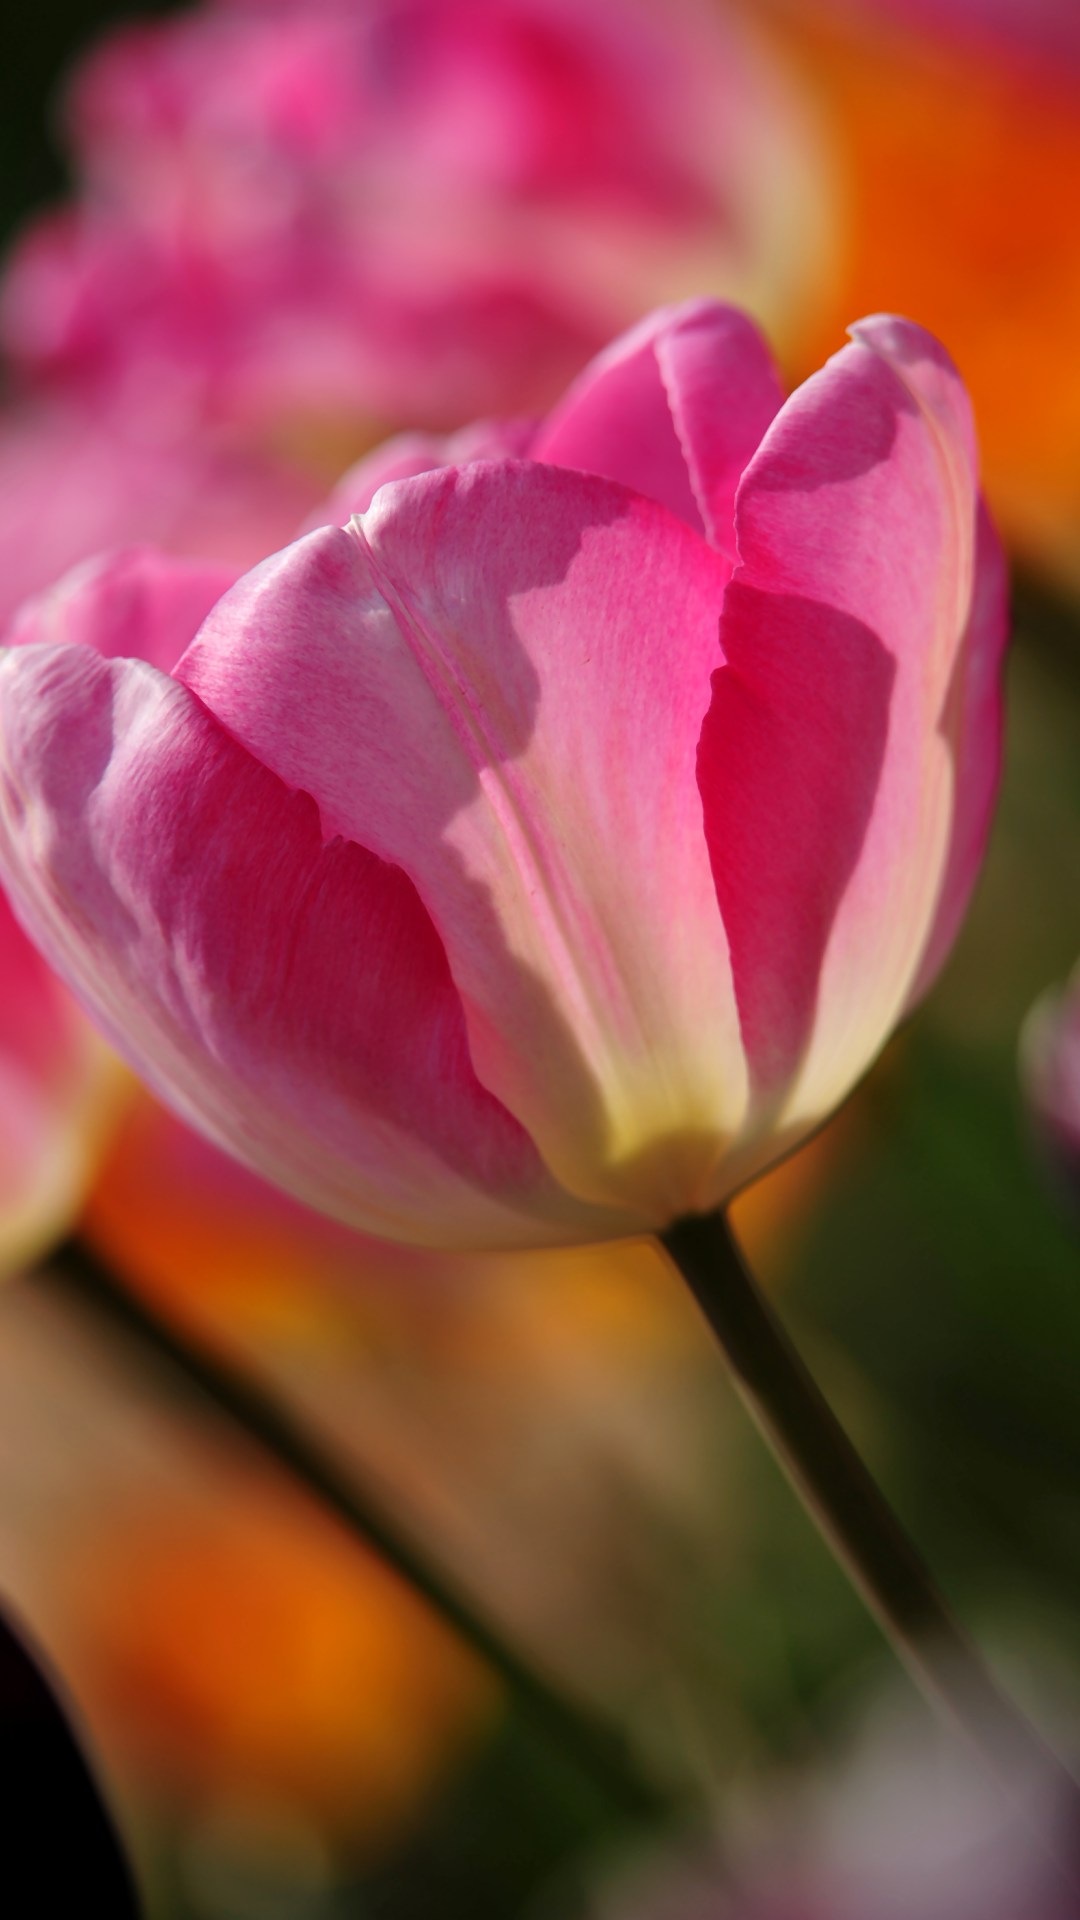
596 1697 1078 1920
0 0 830 437
0 300 1007 1250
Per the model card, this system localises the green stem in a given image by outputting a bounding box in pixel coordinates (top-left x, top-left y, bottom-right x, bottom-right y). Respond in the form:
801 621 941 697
661 1209 1080 1827
43 1234 664 1829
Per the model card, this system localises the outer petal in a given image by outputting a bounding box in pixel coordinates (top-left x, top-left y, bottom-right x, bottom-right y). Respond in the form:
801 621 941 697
531 299 783 557
698 315 1001 1188
5 547 236 674
178 463 745 1223
0 643 612 1249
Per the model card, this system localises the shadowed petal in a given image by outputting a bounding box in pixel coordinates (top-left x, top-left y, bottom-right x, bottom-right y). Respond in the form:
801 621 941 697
698 315 1000 1185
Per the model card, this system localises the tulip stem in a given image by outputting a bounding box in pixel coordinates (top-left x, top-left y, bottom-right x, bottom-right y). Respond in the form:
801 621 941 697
43 1234 666 1829
660 1208 1080 1816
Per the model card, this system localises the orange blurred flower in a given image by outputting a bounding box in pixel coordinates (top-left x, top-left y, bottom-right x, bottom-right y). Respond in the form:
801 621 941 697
758 0 1080 590
62 1493 492 1849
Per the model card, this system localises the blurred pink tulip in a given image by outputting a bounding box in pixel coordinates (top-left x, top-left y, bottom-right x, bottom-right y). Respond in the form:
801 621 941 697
0 403 313 1267
0 0 830 440
0 399 313 635
0 300 1007 1250
596 1698 1080 1919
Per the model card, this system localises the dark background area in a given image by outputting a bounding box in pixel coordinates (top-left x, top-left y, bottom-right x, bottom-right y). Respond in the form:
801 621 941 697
0 2 177 249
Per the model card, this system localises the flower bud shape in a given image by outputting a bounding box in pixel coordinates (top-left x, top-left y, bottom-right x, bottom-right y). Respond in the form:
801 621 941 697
1021 966 1080 1206
0 301 1007 1250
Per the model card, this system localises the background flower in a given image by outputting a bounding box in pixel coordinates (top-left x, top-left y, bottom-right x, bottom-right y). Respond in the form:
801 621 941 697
1 0 833 453
759 0 1080 593
592 1688 1080 1920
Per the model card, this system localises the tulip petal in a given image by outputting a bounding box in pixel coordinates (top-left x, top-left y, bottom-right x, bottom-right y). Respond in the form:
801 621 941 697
0 642 615 1248
179 464 745 1220
532 299 782 555
698 316 1001 1183
5 546 236 672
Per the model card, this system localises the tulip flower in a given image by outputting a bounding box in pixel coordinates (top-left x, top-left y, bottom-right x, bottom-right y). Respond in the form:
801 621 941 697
1 0 832 446
0 298 1006 1252
0 0 831 1283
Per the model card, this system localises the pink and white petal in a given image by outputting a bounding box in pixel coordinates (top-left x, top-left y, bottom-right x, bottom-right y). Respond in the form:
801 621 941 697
0 643 614 1249
532 299 782 556
306 418 538 529
6 547 236 673
179 465 744 1223
699 316 996 1189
